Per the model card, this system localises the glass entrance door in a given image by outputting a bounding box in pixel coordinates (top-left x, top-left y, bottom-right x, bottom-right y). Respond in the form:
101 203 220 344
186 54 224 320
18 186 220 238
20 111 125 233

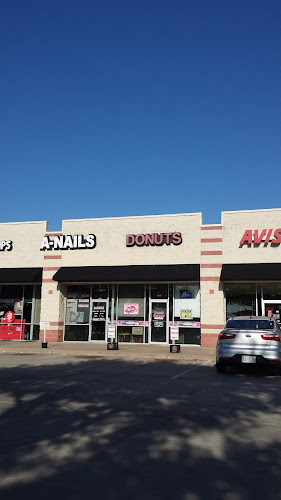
150 300 168 343
91 300 108 341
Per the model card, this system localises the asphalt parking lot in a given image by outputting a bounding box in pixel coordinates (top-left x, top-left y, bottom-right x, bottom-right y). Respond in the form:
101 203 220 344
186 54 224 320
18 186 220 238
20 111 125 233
1 353 281 500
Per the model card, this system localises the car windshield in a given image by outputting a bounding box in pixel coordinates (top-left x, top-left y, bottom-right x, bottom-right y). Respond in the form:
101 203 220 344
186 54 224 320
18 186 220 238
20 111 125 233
226 319 274 330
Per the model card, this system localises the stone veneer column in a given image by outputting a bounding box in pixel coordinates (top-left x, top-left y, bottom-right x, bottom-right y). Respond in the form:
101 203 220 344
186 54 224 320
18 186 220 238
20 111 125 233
39 233 65 342
200 225 225 347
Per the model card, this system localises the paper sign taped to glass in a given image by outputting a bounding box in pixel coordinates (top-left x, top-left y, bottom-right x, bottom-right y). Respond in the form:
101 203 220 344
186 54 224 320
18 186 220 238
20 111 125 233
69 311 84 323
180 309 192 319
123 303 140 315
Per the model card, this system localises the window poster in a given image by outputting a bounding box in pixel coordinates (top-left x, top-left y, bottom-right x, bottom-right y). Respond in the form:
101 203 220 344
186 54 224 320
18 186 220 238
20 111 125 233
66 298 89 324
153 310 165 320
69 311 85 323
14 300 22 315
92 303 106 320
180 309 192 320
132 327 143 336
123 303 140 315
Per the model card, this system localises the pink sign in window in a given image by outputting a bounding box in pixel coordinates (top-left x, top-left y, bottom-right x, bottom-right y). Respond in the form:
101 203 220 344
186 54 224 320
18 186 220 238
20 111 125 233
123 303 140 315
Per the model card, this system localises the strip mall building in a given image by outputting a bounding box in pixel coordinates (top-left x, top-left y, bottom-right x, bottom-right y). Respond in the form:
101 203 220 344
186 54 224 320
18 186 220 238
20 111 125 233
0 208 281 348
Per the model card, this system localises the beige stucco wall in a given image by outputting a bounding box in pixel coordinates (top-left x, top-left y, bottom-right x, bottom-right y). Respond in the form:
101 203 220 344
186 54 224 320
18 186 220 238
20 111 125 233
0 221 47 268
60 213 202 267
2 209 281 270
200 225 225 346
2 209 281 345
222 208 281 263
39 279 65 342
39 213 202 342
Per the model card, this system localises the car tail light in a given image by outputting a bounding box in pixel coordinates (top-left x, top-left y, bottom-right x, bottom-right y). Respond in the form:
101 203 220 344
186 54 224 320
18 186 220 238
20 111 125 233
219 332 236 339
261 334 281 342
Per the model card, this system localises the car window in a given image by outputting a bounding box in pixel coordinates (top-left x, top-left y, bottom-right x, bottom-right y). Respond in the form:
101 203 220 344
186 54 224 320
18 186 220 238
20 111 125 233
226 320 274 330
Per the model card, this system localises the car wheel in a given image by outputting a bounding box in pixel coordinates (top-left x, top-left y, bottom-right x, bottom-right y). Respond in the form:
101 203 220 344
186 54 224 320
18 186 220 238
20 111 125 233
216 362 225 373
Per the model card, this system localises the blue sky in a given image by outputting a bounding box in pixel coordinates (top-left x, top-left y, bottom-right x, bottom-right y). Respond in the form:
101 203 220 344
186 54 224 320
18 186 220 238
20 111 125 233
0 0 280 230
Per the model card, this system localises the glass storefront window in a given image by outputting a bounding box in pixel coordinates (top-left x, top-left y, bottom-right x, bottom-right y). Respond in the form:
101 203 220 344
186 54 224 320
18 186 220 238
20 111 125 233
263 283 281 301
32 325 40 341
23 285 34 324
118 284 145 319
151 285 168 300
23 299 32 323
225 284 256 319
65 325 89 341
65 286 90 325
176 328 200 345
117 284 145 343
63 283 203 345
117 326 144 343
24 285 33 299
92 285 108 299
0 285 41 340
0 285 23 300
172 283 201 345
67 285 90 298
33 286 41 324
225 283 281 321
65 299 90 325
174 283 200 321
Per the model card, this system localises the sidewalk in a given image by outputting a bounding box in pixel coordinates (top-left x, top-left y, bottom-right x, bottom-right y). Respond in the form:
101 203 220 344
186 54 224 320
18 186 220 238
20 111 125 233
0 340 216 363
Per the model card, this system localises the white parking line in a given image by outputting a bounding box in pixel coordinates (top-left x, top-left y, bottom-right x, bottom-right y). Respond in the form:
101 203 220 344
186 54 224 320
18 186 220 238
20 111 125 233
66 365 96 374
171 360 211 379
42 354 66 358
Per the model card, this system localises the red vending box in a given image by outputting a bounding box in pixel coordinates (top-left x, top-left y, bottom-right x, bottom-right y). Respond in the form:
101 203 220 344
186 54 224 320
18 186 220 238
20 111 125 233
0 319 26 340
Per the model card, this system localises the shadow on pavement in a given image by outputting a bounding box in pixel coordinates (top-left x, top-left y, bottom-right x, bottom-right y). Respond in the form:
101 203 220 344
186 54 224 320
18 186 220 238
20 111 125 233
0 355 280 500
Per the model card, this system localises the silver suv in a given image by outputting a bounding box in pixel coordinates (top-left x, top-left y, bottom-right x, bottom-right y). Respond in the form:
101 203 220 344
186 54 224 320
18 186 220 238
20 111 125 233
216 316 281 373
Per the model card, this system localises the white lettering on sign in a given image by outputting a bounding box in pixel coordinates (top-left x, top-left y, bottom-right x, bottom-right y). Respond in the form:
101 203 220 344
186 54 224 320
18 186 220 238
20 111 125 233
40 234 96 251
0 240 13 251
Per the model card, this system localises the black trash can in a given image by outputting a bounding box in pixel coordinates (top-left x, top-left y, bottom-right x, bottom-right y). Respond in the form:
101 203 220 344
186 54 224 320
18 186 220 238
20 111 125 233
170 344 181 353
107 342 118 350
42 342 48 349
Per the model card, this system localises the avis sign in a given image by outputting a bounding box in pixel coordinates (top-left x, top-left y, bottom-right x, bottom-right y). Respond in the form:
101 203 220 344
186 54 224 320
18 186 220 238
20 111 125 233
240 229 281 246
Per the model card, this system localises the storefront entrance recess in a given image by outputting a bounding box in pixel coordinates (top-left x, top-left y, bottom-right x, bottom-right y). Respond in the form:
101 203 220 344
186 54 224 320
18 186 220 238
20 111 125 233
150 300 168 343
91 300 108 341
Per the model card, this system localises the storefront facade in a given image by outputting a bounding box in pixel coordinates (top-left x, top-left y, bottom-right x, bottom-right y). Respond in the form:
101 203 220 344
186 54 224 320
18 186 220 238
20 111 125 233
0 208 281 347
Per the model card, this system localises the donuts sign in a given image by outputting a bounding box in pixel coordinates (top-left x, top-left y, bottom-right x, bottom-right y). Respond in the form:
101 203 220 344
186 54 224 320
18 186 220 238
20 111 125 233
126 232 182 247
